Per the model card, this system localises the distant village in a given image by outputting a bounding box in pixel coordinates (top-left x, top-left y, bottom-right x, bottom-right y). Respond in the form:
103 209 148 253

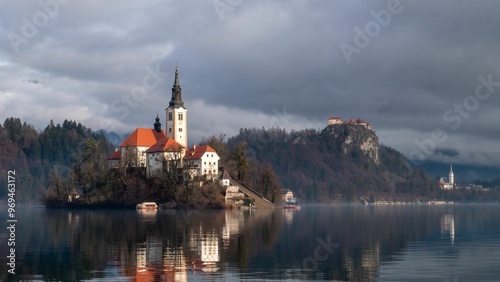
438 164 489 192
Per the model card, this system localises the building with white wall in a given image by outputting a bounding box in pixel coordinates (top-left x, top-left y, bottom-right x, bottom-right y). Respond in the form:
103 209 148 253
328 116 372 130
108 118 165 169
183 145 220 180
109 67 224 185
439 164 455 190
145 136 185 178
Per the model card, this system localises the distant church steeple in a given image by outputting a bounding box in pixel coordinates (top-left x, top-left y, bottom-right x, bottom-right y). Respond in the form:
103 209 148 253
165 66 188 148
154 114 162 133
449 164 454 185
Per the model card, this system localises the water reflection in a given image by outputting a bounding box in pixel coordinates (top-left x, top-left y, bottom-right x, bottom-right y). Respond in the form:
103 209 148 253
1 205 500 281
441 213 455 246
283 208 297 225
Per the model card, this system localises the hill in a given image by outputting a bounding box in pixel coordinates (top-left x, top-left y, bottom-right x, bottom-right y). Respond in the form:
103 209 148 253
224 125 439 203
3 116 497 205
0 117 113 203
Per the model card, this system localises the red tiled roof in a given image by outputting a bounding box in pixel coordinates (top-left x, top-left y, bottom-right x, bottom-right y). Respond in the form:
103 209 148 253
145 137 184 153
119 128 165 147
329 116 341 120
108 150 122 160
183 145 216 160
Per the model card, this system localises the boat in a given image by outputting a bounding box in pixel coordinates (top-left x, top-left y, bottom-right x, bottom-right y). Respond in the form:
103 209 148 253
136 202 159 210
283 197 300 209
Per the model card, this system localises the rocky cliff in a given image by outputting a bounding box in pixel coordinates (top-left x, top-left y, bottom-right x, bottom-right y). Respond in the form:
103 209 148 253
227 125 438 203
322 124 379 165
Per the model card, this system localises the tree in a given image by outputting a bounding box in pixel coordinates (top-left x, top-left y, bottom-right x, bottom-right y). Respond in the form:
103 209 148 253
74 137 111 204
200 134 230 166
3 117 22 143
234 141 249 181
257 163 282 203
160 148 185 198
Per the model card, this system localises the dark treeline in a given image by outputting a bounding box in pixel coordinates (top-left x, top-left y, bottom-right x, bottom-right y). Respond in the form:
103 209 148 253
200 134 283 204
212 126 500 203
2 117 496 205
0 117 113 203
218 125 435 202
0 117 280 207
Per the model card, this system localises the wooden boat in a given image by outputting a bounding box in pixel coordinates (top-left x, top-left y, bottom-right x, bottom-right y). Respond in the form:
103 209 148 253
136 202 159 210
283 198 300 209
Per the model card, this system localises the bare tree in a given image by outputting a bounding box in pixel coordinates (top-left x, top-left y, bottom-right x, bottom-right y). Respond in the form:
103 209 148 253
234 141 249 181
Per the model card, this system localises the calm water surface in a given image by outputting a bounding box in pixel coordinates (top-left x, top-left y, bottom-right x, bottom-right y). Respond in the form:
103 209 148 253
1 204 500 281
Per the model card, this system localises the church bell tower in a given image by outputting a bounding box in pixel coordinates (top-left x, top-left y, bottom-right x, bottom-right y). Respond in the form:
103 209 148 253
449 164 454 185
165 66 187 148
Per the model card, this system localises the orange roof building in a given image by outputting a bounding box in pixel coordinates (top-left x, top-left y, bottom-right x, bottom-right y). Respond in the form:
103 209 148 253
146 137 184 153
183 145 220 180
145 137 185 178
120 128 166 147
108 116 167 169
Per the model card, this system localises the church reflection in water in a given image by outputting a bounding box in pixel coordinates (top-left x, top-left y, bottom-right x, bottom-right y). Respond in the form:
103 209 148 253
8 205 499 282
111 209 280 281
441 213 455 247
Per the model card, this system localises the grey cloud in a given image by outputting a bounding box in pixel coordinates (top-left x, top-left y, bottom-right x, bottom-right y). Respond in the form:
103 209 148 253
1 0 500 167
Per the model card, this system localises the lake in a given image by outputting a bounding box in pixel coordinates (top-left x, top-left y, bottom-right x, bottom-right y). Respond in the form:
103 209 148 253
1 204 500 281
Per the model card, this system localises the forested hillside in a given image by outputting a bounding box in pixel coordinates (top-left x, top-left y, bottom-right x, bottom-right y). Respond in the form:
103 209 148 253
223 125 439 203
0 117 113 203
2 116 494 205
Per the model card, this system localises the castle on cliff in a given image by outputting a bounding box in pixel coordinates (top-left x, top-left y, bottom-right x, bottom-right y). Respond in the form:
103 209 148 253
328 116 372 130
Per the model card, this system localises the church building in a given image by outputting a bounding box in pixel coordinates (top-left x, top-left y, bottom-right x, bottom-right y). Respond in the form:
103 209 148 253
108 123 166 169
108 66 219 180
439 164 454 190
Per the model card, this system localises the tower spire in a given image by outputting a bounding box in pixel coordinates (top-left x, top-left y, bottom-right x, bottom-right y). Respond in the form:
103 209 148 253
165 65 188 148
169 66 184 108
154 113 162 132
173 65 180 88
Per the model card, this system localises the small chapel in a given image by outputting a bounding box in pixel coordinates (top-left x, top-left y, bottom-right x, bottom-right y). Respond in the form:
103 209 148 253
439 164 455 190
108 67 220 180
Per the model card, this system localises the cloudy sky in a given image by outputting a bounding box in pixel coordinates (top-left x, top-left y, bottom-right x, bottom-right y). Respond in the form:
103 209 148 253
1 0 500 167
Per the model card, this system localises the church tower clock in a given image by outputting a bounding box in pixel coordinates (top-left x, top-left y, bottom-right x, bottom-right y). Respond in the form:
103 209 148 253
165 67 187 148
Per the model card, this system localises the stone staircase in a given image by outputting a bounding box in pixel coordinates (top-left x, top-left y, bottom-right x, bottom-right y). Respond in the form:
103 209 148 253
227 173 275 209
